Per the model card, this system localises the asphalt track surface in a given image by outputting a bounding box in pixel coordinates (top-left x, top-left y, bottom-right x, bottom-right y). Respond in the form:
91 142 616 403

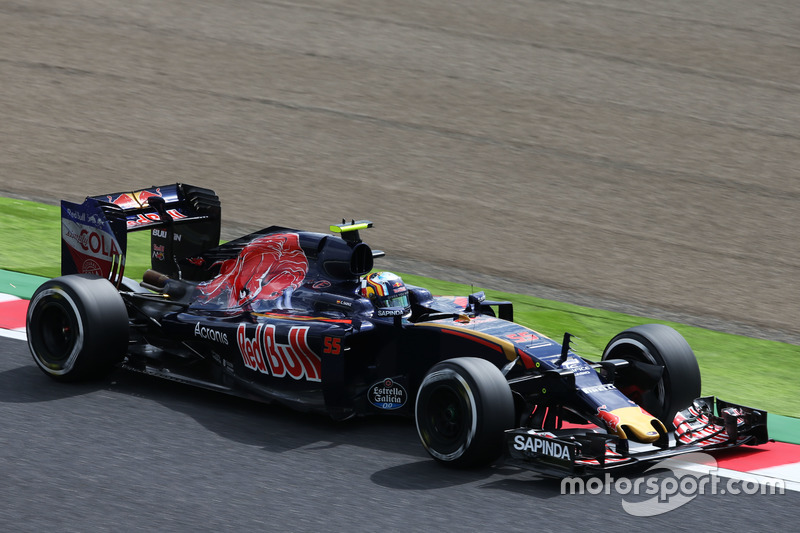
1 0 799 530
1 337 798 532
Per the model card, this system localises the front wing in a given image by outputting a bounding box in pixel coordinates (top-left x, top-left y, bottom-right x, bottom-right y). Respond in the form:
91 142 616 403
504 397 769 477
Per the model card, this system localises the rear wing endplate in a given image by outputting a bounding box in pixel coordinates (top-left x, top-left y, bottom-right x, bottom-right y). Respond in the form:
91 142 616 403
61 183 221 285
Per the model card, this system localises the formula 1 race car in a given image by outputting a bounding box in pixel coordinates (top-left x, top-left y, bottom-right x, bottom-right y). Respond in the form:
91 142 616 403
26 184 769 476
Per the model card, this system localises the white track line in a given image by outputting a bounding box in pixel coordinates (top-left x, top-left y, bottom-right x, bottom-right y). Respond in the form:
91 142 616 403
0 328 26 341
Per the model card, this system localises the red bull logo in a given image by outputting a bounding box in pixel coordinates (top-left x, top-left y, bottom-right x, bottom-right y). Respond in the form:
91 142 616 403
197 233 309 308
237 323 321 382
136 188 162 205
596 405 621 432
107 192 139 209
107 188 163 209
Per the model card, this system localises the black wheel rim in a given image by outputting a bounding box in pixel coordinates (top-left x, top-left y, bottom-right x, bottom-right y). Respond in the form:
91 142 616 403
31 300 79 368
611 345 667 417
421 383 471 455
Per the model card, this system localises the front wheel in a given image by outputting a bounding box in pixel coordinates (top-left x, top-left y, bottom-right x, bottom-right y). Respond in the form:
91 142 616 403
27 275 129 381
602 324 701 425
415 357 514 467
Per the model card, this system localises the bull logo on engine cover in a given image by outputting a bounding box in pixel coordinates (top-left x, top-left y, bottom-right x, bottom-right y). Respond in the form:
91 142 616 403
197 233 309 309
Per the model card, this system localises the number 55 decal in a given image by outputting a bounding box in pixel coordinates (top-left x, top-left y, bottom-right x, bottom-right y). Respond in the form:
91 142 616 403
323 336 342 355
506 331 539 342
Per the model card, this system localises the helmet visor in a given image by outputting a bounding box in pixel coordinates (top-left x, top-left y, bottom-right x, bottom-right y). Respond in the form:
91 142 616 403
380 293 410 309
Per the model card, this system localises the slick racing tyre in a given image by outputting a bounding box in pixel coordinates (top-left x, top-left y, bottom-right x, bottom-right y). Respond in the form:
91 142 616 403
602 324 701 427
27 275 129 382
415 357 514 468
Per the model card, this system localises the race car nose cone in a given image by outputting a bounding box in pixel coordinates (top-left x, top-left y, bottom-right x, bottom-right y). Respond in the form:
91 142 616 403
608 406 668 443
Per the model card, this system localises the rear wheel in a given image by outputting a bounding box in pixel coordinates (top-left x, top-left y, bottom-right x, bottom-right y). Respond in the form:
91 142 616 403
27 275 129 381
602 324 700 425
415 357 514 467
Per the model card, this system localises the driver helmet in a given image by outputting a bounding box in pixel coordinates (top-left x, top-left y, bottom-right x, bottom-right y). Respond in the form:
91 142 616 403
361 272 411 316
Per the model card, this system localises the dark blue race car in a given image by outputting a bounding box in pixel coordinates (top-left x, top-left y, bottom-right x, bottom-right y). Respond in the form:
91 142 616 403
26 184 769 476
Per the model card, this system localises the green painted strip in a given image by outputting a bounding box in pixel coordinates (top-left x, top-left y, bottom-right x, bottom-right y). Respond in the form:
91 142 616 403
0 269 46 299
770 414 800 445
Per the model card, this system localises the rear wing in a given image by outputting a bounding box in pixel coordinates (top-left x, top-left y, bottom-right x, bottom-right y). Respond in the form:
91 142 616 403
61 183 221 285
